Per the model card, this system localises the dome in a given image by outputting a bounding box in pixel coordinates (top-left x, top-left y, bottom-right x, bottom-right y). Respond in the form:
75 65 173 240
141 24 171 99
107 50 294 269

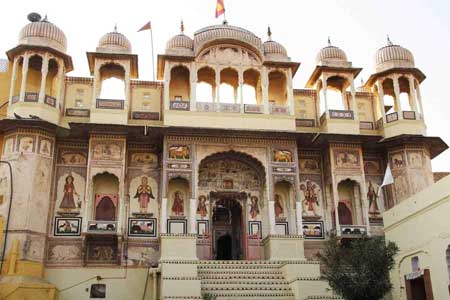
165 22 194 56
97 27 131 54
19 16 67 53
316 39 348 66
263 27 288 61
194 23 263 58
375 37 415 72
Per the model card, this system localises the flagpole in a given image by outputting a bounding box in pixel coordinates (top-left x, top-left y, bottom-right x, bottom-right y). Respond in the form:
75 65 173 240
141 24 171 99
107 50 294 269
150 26 155 81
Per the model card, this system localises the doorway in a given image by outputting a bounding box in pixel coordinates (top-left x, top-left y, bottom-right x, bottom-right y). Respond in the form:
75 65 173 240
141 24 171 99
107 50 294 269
212 198 243 260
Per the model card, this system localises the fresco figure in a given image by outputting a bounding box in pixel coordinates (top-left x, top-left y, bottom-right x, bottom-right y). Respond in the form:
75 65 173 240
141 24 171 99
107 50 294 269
134 176 155 213
367 180 380 215
249 196 260 219
59 175 79 210
197 195 208 218
274 194 284 218
301 180 320 217
171 191 184 216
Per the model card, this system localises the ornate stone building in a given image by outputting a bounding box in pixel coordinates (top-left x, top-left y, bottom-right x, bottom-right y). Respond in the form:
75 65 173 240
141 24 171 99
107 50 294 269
0 14 447 300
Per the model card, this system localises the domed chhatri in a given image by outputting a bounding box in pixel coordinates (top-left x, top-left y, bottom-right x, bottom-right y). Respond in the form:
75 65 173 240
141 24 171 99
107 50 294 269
375 36 415 72
19 15 67 53
97 25 132 54
316 38 348 66
166 21 194 56
263 26 289 62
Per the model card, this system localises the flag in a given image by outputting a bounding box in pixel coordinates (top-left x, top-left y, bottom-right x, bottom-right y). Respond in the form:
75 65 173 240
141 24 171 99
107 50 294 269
378 164 394 196
138 21 151 32
215 0 225 18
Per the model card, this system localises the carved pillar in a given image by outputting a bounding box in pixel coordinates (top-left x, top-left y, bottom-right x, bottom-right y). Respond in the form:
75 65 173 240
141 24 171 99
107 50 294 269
287 69 295 115
124 66 130 111
376 80 387 122
262 67 269 114
91 64 100 110
350 79 358 121
416 82 424 120
8 57 19 105
332 182 340 236
164 62 170 110
393 76 402 119
190 64 197 111
408 76 418 113
268 200 276 235
189 198 196 234
161 197 168 234
56 61 64 111
215 67 220 103
19 53 30 102
38 54 49 103
322 75 329 114
238 69 244 112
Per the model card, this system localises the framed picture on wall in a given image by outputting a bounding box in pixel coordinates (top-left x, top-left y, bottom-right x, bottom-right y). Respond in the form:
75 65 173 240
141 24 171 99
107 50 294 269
248 221 262 239
54 217 82 236
128 218 157 237
302 221 325 240
275 222 289 235
167 219 187 234
197 220 209 236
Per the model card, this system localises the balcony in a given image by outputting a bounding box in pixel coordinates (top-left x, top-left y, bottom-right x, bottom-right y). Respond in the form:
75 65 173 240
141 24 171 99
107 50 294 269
381 110 426 139
319 109 359 134
8 92 61 124
90 98 128 124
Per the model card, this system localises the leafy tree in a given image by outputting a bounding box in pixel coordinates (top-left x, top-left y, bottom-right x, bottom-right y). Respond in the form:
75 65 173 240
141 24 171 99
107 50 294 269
317 234 399 300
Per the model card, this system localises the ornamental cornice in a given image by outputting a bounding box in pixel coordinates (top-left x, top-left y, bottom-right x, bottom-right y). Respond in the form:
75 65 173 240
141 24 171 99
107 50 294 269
166 135 297 146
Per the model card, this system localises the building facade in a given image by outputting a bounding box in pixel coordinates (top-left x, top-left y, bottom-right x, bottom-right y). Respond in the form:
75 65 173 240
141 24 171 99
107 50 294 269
0 14 447 300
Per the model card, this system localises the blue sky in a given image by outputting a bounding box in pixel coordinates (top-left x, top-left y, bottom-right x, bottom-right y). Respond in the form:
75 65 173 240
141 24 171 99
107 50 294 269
1 0 449 171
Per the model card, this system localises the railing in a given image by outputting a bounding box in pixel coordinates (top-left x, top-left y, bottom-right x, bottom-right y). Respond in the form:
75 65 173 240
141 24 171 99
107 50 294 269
340 225 366 237
87 220 117 234
170 100 190 111
24 92 39 102
96 98 124 110
329 109 354 120
359 121 374 130
66 108 90 117
196 102 217 112
132 111 160 120
403 111 416 120
320 112 327 125
270 105 289 115
295 118 315 127
386 112 398 123
44 95 56 107
12 93 57 107
244 104 264 114
218 103 240 113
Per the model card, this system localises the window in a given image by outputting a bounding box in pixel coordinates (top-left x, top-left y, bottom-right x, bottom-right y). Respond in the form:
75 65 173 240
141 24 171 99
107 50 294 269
90 284 106 298
411 256 420 272
75 99 84 108
142 102 150 111
143 92 151 100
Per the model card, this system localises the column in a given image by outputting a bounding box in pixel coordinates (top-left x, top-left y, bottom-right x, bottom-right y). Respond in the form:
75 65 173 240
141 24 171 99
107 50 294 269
55 61 64 111
350 79 358 121
190 64 197 111
408 76 418 115
262 67 269 114
287 69 295 115
295 200 303 236
161 197 168 234
238 69 244 113
393 76 402 119
189 198 196 234
19 53 30 102
8 57 18 105
359 179 371 236
38 54 49 103
332 184 341 236
124 67 130 111
268 200 276 235
376 80 387 122
163 63 171 110
416 82 425 120
322 75 329 114
91 65 100 110
215 67 220 104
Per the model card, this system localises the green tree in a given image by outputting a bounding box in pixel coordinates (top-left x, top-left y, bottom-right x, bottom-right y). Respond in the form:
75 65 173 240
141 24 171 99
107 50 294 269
317 234 399 300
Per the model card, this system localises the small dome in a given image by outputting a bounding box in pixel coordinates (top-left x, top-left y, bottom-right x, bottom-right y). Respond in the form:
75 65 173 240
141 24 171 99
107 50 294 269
263 27 288 61
375 37 414 72
19 16 67 53
165 22 194 56
97 26 131 54
316 39 348 66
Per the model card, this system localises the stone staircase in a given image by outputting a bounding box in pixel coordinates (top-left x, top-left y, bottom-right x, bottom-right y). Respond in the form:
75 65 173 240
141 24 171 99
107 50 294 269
198 260 344 300
198 260 294 300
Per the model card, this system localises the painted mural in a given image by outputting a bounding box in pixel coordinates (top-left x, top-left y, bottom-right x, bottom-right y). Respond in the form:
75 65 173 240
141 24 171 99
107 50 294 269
299 158 320 174
273 150 292 163
129 152 158 167
92 143 122 160
197 195 208 218
126 245 159 267
168 145 190 160
39 138 53 157
366 179 382 217
59 150 87 165
300 180 322 218
18 136 35 153
393 170 410 200
3 137 14 156
55 172 86 215
249 195 260 220
334 150 360 169
170 190 185 217
390 152 405 170
274 194 285 219
132 176 156 214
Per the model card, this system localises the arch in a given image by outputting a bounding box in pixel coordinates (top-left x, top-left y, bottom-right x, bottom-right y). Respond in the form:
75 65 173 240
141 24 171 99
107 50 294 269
169 65 190 101
273 180 293 221
337 179 363 226
92 172 119 221
25 54 44 94
168 177 189 217
12 56 24 97
398 76 413 111
99 63 126 100
268 70 287 106
45 58 59 98
197 66 216 102
243 68 262 104
382 78 396 114
220 67 239 103
325 75 350 110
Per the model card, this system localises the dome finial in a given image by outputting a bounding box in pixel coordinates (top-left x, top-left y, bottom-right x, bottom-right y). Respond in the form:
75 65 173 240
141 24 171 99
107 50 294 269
180 19 185 34
114 23 118 32
387 35 393 46
327 36 331 46
267 26 272 41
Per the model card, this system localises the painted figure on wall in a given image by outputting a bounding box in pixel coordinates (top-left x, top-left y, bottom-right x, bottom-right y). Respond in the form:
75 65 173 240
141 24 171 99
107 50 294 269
134 176 155 213
367 180 380 215
171 191 184 216
197 195 208 218
301 180 320 217
274 150 292 163
249 196 260 219
274 194 284 218
335 151 359 168
59 175 80 210
19 136 34 153
168 145 189 160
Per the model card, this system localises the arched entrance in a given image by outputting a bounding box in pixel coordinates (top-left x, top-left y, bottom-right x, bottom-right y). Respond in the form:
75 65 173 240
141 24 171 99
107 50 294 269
212 197 244 260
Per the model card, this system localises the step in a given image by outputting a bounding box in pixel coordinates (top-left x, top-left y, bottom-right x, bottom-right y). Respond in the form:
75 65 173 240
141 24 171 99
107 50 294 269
198 268 283 275
202 282 290 289
198 264 281 270
201 286 292 292
201 278 288 285
199 274 286 280
203 291 295 300
305 296 344 300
